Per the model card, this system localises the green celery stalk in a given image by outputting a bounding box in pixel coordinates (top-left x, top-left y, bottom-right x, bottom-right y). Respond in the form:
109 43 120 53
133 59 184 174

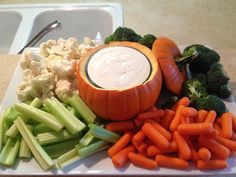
36 130 81 146
43 138 79 158
3 107 21 126
5 124 18 137
18 125 33 158
0 118 5 152
14 103 63 132
33 124 53 135
67 94 96 123
88 124 120 143
44 97 85 135
56 148 81 169
79 130 94 146
77 140 110 158
0 137 20 166
14 117 54 170
29 97 42 108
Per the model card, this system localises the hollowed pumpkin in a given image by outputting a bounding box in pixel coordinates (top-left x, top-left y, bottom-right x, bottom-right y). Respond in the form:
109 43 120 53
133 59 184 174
76 42 162 121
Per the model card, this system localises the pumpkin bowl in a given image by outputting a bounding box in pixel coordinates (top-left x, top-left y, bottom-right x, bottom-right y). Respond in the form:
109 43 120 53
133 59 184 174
76 42 162 121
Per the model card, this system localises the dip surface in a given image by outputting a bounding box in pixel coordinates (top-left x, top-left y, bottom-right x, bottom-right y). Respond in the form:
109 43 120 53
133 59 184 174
87 46 151 90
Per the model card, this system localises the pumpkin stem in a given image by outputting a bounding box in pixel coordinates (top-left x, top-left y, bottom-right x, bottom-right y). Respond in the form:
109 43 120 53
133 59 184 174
175 47 198 71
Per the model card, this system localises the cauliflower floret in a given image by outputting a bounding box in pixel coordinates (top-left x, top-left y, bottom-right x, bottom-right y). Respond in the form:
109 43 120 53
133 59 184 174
46 59 77 79
55 79 77 102
78 37 97 57
16 82 40 102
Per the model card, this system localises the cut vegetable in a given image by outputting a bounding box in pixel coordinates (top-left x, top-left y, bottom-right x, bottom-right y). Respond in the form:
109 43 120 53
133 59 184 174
0 118 4 152
14 103 63 132
14 117 54 170
77 42 162 121
44 97 85 134
18 125 33 158
79 131 94 146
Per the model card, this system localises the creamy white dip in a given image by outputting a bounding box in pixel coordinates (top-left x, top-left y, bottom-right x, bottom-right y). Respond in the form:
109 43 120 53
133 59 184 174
87 46 151 90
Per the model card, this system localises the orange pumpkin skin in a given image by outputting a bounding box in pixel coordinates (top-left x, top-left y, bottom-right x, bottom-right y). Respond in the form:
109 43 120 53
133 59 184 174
76 42 162 121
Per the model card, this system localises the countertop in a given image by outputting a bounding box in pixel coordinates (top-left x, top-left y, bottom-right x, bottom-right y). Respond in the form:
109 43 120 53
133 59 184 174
0 0 236 177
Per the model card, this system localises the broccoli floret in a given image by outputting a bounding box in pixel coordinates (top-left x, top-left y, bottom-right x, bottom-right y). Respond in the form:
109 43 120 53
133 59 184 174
104 27 142 44
195 95 226 116
138 34 157 49
192 73 208 89
183 44 220 74
183 79 208 102
207 63 230 98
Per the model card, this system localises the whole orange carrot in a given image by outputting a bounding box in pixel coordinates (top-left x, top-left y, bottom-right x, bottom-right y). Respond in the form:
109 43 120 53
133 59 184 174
196 110 208 123
221 112 233 139
111 145 135 168
196 159 228 170
156 154 189 169
106 121 134 132
161 109 175 130
142 123 170 149
108 132 133 157
174 131 191 160
128 152 158 169
177 123 213 135
198 135 230 160
204 110 217 124
198 147 211 161
145 119 171 140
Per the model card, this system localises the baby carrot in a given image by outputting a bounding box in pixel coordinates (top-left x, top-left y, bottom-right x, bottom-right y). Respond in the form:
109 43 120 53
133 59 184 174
108 132 133 157
171 97 190 111
111 145 135 168
215 136 236 151
196 159 228 170
128 152 158 169
204 110 217 124
230 132 236 141
161 109 175 130
180 107 198 117
198 135 230 160
185 137 199 162
198 147 211 161
177 123 213 135
156 154 189 169
174 131 191 160
136 110 164 121
180 116 190 124
232 115 236 131
145 119 171 140
132 130 145 144
141 123 170 149
132 140 147 152
148 106 158 112
196 110 208 123
106 121 134 132
170 105 184 131
221 112 233 139
213 123 223 137
206 129 218 138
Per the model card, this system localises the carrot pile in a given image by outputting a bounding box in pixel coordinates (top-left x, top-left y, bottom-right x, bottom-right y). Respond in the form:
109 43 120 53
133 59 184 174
106 97 236 170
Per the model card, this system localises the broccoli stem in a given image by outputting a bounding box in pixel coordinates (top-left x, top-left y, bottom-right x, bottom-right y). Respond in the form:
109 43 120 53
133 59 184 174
56 148 81 169
36 130 81 146
14 117 55 170
175 47 198 70
88 124 120 143
77 140 110 158
44 97 85 135
67 94 96 124
0 137 20 166
15 103 63 132
43 138 79 159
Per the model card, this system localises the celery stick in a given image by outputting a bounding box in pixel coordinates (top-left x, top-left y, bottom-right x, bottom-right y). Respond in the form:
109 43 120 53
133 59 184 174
0 137 20 166
43 138 79 158
14 103 63 132
18 125 33 158
56 148 81 169
79 130 94 146
14 117 54 170
0 118 4 152
36 130 81 146
67 94 96 123
30 97 42 108
88 124 120 143
3 107 21 126
77 140 110 158
44 98 85 135
5 124 18 137
33 124 53 135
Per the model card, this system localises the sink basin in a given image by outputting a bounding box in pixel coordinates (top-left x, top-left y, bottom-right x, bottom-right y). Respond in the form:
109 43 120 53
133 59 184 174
0 3 123 54
0 11 22 54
